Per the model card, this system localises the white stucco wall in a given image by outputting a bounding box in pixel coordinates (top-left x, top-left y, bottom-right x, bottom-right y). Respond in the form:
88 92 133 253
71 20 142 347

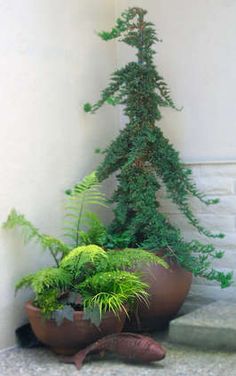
116 0 236 162
1 0 236 351
0 1 118 350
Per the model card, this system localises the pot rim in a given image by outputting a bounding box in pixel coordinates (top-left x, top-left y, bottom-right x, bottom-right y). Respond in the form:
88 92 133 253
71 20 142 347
25 300 126 320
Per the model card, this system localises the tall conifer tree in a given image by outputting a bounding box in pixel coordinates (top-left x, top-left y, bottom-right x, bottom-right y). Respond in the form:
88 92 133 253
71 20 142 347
84 7 232 287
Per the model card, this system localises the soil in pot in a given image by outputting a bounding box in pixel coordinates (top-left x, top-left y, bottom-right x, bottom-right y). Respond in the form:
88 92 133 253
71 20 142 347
25 301 126 355
125 259 192 332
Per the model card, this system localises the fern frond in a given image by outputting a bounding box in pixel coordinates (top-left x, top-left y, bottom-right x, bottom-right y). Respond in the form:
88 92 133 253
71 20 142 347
60 245 108 279
64 171 108 247
34 289 64 318
30 267 71 295
3 209 70 265
63 233 78 241
15 266 71 316
97 248 168 273
15 274 35 292
66 171 101 196
78 212 107 246
3 209 41 244
41 235 70 258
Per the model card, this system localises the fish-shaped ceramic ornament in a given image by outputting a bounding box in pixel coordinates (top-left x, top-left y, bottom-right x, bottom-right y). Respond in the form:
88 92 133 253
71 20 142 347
61 332 166 369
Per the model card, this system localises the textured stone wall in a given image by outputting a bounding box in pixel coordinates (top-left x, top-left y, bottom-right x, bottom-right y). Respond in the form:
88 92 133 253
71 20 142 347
158 162 236 294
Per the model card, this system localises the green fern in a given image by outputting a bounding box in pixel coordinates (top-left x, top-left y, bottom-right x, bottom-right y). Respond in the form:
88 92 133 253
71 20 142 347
34 289 64 318
60 244 108 279
78 212 107 246
3 209 70 265
13 244 168 322
16 267 71 295
107 248 168 270
15 274 35 292
15 267 72 317
30 267 71 294
64 171 107 247
3 209 40 243
95 248 168 274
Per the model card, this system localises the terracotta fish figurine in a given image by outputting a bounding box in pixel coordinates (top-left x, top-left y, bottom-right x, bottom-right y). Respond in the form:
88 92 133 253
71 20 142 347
61 332 166 369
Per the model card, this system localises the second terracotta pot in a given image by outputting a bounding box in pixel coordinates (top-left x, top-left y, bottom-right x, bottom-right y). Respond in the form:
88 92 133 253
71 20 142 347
126 259 192 331
25 301 126 355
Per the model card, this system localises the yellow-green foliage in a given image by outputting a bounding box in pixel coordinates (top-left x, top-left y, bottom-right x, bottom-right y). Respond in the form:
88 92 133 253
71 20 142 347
15 267 72 318
34 289 64 318
16 267 72 300
79 270 149 318
3 171 170 324
14 244 168 323
105 248 168 271
60 244 108 278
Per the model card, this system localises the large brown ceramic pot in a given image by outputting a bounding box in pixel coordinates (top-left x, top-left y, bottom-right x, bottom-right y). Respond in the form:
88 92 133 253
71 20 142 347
25 301 126 355
126 259 192 332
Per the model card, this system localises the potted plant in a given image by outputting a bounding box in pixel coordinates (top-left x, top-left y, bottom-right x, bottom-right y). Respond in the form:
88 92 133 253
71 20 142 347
3 172 167 353
83 7 233 330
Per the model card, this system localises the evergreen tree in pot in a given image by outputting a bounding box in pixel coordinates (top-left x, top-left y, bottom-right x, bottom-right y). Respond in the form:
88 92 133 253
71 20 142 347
84 7 233 330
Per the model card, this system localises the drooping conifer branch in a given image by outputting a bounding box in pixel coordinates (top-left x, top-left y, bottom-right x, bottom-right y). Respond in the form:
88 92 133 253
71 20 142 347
84 8 233 287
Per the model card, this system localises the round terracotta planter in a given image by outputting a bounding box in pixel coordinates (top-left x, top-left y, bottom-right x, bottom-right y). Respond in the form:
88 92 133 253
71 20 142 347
25 301 126 355
126 259 192 332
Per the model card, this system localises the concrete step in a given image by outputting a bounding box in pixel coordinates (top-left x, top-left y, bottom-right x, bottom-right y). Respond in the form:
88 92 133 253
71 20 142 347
178 292 216 316
190 283 236 302
168 300 236 351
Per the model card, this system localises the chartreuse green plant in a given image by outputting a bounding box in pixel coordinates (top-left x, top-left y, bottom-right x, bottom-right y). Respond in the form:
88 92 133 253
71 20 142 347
3 173 168 325
84 7 233 288
11 242 167 325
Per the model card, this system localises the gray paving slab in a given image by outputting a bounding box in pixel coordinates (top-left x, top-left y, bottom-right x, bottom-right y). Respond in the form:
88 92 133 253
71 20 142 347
1 298 236 375
1 340 236 376
169 300 236 351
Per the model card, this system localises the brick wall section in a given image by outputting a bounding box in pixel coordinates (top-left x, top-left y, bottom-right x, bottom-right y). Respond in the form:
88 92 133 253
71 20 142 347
157 162 236 291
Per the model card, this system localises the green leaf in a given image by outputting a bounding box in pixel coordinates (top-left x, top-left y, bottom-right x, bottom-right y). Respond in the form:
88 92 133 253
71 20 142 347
83 103 92 112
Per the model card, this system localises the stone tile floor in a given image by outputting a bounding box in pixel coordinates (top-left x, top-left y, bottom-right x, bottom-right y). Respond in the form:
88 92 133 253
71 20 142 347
1 340 236 376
